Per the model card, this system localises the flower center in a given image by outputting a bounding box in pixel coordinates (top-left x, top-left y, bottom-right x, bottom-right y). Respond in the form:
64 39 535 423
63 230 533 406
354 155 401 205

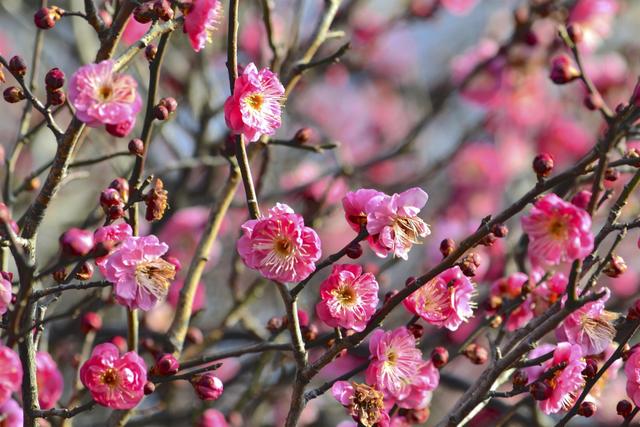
135 259 176 300
98 84 113 101
332 284 357 307
393 215 426 247
385 350 398 366
101 368 120 387
348 213 368 226
246 93 264 111
274 237 294 257
548 217 568 239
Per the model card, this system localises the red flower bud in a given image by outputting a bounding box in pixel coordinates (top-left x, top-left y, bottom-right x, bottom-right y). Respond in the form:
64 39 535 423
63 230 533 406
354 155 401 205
159 97 178 114
154 354 180 376
111 336 128 353
109 178 130 203
431 347 449 369
567 24 584 44
45 68 65 89
530 381 552 401
46 89 66 106
491 223 508 238
570 190 591 209
604 254 627 278
294 128 313 144
4 87 25 103
59 228 95 257
34 6 63 29
81 312 102 334
463 343 488 364
533 153 554 178
617 399 633 417
100 188 123 209
578 401 596 417
8 56 27 77
144 381 156 395
153 104 169 121
408 323 424 339
75 261 94 281
145 44 158 62
439 238 455 258
191 373 224 401
345 242 363 259
549 54 580 84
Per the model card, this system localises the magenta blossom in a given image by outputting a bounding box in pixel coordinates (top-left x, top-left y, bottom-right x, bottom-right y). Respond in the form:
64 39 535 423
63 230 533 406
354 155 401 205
331 381 390 427
102 234 176 311
528 343 586 414
0 272 11 316
0 345 22 406
0 399 23 427
198 409 229 427
365 327 424 401
366 187 430 259
315 264 379 332
183 0 222 52
94 222 133 271
224 63 285 142
342 188 385 233
625 347 640 407
521 193 594 265
80 343 147 409
36 352 64 409
237 203 321 283
557 289 617 356
68 60 142 129
403 266 475 331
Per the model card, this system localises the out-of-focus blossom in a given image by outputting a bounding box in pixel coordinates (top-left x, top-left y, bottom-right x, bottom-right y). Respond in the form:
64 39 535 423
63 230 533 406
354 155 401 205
102 235 176 311
0 345 22 405
569 0 619 51
280 162 348 205
183 0 223 52
488 273 533 331
36 352 64 409
522 193 594 265
557 289 618 355
451 39 504 105
68 60 142 129
191 373 224 400
440 0 479 15
224 63 284 142
403 266 475 331
198 409 228 427
167 280 207 313
80 343 147 409
122 18 150 45
0 273 11 316
94 223 133 270
237 203 321 283
0 399 23 427
366 188 430 259
531 271 568 315
449 142 508 192
316 264 379 332
625 347 640 406
536 116 593 166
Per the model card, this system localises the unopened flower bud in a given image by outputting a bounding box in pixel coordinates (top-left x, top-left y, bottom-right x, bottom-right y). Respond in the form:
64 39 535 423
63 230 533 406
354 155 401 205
578 401 596 417
8 56 27 77
294 128 313 144
128 138 144 156
145 44 158 62
45 68 65 89
46 89 66 106
191 373 224 401
345 241 363 259
582 358 598 378
159 97 177 114
617 399 633 417
463 343 488 364
81 312 102 334
439 238 455 258
491 223 508 238
100 188 123 209
53 268 66 283
111 336 128 353
512 370 528 388
59 228 94 257
108 205 125 221
34 6 63 29
408 323 423 339
530 381 552 400
605 168 620 182
431 347 449 368
4 87 25 103
549 54 580 84
604 255 627 278
144 381 156 395
109 178 129 203
153 0 174 21
303 324 318 342
75 261 94 281
628 300 640 320
571 190 591 209
533 153 554 178
154 104 169 121
266 316 283 332
479 233 496 247
186 326 204 345
384 289 398 304
133 3 154 23
154 354 180 376
584 93 603 111
567 24 583 44
460 253 481 277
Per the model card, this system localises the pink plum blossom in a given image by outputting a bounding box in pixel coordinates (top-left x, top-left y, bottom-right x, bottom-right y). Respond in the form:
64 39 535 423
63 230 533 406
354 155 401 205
393 360 439 410
94 223 133 271
366 187 430 259
557 289 618 356
0 345 22 406
224 63 284 142
315 264 379 332
440 0 479 15
80 343 147 409
342 189 385 233
0 399 23 427
237 203 321 283
569 0 619 51
625 347 640 406
167 280 206 313
521 193 594 265
36 351 64 409
0 272 11 316
102 234 176 311
68 60 142 130
365 327 424 401
403 266 475 331
451 39 504 105
198 409 229 427
183 0 223 52
488 273 534 331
